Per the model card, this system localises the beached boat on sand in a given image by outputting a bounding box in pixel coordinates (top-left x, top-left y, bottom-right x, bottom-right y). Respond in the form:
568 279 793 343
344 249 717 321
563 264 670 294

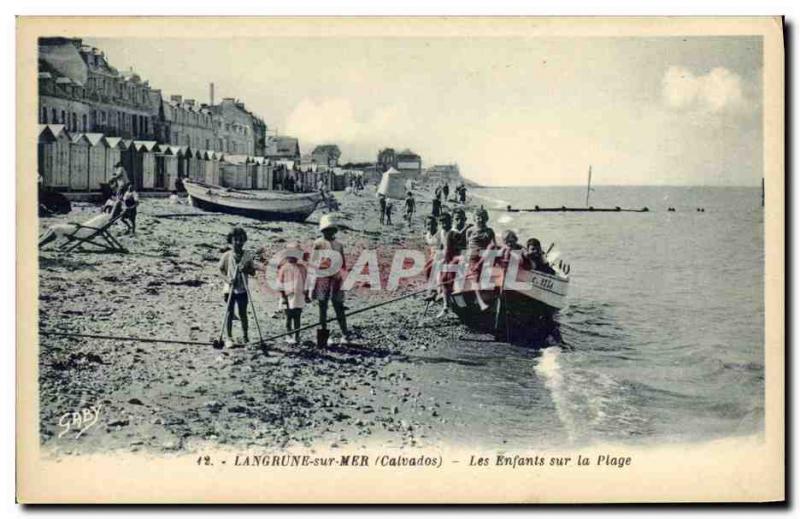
183 179 322 222
449 261 569 344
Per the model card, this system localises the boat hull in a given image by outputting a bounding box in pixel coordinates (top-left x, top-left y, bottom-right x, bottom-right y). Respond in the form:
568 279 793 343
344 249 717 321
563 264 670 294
183 180 321 222
449 264 568 345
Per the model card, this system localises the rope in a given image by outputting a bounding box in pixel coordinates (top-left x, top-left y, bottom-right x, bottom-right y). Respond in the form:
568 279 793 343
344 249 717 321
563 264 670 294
39 252 508 349
39 330 207 346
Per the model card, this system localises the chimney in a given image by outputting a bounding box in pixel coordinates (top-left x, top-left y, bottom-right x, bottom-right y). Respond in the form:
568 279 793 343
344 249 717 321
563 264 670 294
170 94 182 103
185 99 195 106
210 82 215 105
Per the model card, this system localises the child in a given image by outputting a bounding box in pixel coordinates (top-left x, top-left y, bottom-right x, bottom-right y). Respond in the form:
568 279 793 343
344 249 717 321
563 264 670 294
431 195 442 218
311 215 351 347
385 202 394 225
378 194 387 225
277 242 309 345
218 227 257 348
523 238 556 275
404 191 416 223
121 185 139 235
423 215 440 300
499 229 523 266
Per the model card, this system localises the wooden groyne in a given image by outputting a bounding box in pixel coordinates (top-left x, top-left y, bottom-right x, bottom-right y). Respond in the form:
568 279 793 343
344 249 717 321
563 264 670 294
506 205 649 213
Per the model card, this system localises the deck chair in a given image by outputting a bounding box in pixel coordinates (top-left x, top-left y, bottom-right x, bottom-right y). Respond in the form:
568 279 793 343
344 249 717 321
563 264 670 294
58 209 130 253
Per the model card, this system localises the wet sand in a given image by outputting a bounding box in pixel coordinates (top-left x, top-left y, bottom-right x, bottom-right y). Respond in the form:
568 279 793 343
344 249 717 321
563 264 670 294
37 187 530 455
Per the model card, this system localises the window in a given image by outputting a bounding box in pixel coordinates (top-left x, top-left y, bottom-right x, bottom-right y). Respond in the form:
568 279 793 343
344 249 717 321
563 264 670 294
60 110 65 125
82 114 87 131
40 107 47 124
101 111 106 124
51 108 56 123
71 113 77 131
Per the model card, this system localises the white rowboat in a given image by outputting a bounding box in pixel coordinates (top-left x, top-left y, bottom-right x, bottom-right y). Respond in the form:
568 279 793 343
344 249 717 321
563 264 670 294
183 179 322 222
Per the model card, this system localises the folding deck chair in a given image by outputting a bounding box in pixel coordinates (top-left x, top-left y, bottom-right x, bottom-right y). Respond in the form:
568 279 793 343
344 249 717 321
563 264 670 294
58 209 130 253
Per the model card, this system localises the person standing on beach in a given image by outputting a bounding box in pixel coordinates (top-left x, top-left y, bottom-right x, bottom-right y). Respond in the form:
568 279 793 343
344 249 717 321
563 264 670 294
404 191 416 223
452 208 472 256
385 202 394 225
442 182 450 201
423 215 441 300
219 227 257 348
436 212 457 318
109 161 131 197
457 183 467 204
431 193 442 219
277 242 310 345
378 194 387 225
311 215 352 347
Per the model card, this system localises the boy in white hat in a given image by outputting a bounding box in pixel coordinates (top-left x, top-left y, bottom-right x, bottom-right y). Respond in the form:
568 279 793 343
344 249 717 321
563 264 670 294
277 241 310 345
311 215 351 346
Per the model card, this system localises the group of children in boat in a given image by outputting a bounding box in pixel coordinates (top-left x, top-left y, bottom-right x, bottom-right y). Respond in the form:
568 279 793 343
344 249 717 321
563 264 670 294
219 204 556 348
421 206 555 317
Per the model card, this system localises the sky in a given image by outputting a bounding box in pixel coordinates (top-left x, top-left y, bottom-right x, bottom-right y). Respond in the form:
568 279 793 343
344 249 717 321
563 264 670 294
87 36 763 187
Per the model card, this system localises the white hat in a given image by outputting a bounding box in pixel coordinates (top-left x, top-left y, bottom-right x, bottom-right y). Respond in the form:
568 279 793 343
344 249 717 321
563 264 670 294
319 214 338 232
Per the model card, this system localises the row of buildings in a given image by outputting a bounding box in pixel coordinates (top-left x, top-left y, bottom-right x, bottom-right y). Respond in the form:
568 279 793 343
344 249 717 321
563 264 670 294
38 37 299 165
38 37 448 192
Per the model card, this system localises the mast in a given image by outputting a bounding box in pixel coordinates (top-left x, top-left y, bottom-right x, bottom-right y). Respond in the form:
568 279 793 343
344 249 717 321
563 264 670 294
585 165 592 207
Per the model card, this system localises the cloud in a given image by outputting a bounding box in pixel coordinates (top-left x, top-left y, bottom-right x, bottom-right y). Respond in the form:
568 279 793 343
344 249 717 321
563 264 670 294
662 66 746 113
283 98 414 158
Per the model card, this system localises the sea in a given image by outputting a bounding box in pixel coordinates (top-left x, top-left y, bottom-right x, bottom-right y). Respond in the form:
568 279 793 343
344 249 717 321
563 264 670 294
422 185 764 448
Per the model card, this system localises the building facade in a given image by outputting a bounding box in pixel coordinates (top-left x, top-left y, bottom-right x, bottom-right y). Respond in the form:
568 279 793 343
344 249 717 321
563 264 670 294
158 95 218 150
39 38 269 157
311 144 341 167
38 38 160 140
376 147 422 175
266 136 301 162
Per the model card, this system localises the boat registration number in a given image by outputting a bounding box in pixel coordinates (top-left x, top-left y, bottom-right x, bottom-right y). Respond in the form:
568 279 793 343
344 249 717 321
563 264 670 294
530 276 555 291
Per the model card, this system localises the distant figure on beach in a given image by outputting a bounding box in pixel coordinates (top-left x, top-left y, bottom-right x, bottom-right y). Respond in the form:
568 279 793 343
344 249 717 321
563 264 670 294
378 194 387 225
385 202 394 225
311 215 351 347
523 238 555 275
457 183 467 204
442 182 450 201
404 191 416 223
108 161 131 197
219 227 257 348
169 190 181 204
434 185 443 203
277 242 310 345
431 194 442 218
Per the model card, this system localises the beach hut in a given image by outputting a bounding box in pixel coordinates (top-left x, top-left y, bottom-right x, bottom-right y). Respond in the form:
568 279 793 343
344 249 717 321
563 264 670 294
38 124 72 189
68 133 91 191
190 148 205 182
153 144 179 191
221 154 249 189
377 167 407 199
103 137 124 185
253 157 272 189
134 140 158 190
83 133 107 190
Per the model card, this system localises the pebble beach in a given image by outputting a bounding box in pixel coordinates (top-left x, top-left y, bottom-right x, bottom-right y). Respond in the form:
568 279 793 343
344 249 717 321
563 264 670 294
37 186 519 455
